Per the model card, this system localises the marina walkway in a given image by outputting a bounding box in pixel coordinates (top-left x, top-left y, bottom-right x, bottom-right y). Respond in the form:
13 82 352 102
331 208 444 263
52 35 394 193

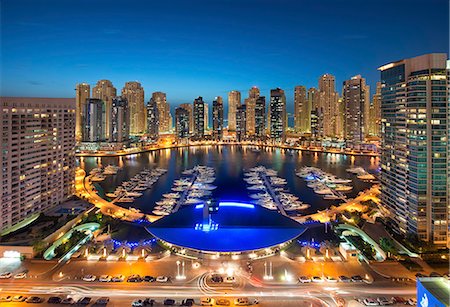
172 171 199 212
260 173 287 216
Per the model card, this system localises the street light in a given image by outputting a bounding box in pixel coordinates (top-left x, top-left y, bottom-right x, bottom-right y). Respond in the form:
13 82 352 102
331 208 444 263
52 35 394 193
176 260 186 280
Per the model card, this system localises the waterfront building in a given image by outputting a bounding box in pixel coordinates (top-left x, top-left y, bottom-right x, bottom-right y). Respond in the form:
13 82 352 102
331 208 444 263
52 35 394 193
175 107 190 140
92 80 117 138
255 96 266 139
83 98 106 142
369 81 382 136
245 86 260 136
75 83 90 141
378 53 449 247
227 90 241 131
269 88 286 142
146 98 159 140
212 97 224 141
179 103 194 134
0 97 76 232
236 104 247 142
318 74 339 137
294 85 309 133
335 97 345 139
110 96 129 143
151 92 171 133
204 103 209 130
122 81 145 135
193 96 205 139
343 75 370 144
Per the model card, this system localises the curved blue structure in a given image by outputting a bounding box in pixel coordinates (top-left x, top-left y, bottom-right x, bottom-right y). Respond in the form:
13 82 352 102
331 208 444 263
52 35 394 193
147 202 306 252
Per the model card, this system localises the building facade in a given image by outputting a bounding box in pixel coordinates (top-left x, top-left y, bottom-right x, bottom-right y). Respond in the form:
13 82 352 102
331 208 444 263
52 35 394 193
343 75 370 144
122 82 145 135
179 103 194 134
236 104 247 142
75 83 90 141
255 96 266 139
83 98 106 142
379 53 449 247
146 98 159 140
318 74 339 137
175 107 190 140
294 85 309 134
110 96 129 143
92 80 116 138
193 96 205 139
0 97 76 232
212 97 224 141
151 92 171 134
369 81 382 137
227 90 241 131
269 88 286 142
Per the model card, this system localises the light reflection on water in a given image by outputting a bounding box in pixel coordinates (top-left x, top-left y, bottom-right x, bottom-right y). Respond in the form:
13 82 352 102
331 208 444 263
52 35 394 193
79 145 378 216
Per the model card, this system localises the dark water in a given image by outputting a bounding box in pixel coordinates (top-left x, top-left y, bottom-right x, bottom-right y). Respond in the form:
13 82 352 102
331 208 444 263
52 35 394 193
80 145 379 216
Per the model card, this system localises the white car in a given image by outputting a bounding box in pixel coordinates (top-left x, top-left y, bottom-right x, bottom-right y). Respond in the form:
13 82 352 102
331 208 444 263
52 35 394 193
225 276 235 283
0 272 12 279
156 276 169 282
201 297 215 306
14 272 27 279
298 276 311 283
363 298 379 306
111 274 125 282
132 299 144 307
99 275 112 282
82 274 96 282
326 276 338 283
235 297 251 306
12 295 27 302
311 276 324 283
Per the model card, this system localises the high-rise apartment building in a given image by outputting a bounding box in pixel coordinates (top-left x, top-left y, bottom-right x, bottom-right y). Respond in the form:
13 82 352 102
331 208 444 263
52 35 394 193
269 88 286 142
179 103 194 134
193 96 205 139
212 97 224 141
236 104 247 142
75 83 90 141
227 90 241 131
318 74 339 137
146 98 159 140
0 97 76 232
204 103 209 130
343 75 370 144
255 96 266 139
122 82 145 135
294 85 309 133
369 82 382 137
83 98 106 142
110 96 129 143
175 107 190 140
378 53 449 247
335 97 345 138
92 80 116 138
245 86 260 136
151 92 171 133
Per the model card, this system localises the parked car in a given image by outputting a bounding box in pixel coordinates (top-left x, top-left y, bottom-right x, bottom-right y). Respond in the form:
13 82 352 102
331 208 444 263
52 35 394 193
156 276 169 282
235 297 251 306
143 275 155 282
351 275 363 282
127 274 143 282
14 272 27 279
82 274 96 282
12 295 27 302
25 296 44 303
225 276 235 283
363 298 379 306
61 297 75 305
338 275 351 282
326 276 338 283
200 297 214 306
406 298 417 306
0 272 12 279
312 276 324 283
181 298 195 306
143 298 156 306
163 298 176 305
77 297 91 305
47 296 62 304
429 272 442 277
391 297 406 304
298 276 311 283
132 299 144 307
95 297 110 305
99 275 112 282
216 298 231 306
377 297 391 305
211 274 223 283
111 274 125 282
0 296 12 302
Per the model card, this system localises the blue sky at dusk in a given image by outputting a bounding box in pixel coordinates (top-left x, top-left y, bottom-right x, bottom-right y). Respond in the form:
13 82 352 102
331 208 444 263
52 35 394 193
1 0 448 110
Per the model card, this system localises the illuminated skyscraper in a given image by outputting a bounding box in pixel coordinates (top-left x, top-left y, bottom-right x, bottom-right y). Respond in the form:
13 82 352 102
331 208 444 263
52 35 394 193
379 53 449 247
369 82 382 136
343 75 370 144
110 96 129 143
146 98 159 140
122 82 145 135
75 83 90 141
92 80 116 138
0 97 76 232
83 98 106 142
175 107 190 140
335 97 345 138
255 96 266 139
193 96 205 139
212 97 224 141
227 90 241 131
318 74 339 137
151 92 171 133
204 103 209 130
294 85 309 133
308 87 322 138
245 86 259 136
236 104 247 142
269 88 286 142
179 103 194 134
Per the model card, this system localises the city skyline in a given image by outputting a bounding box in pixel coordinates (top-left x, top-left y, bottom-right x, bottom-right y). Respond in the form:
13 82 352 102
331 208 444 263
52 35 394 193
1 0 448 106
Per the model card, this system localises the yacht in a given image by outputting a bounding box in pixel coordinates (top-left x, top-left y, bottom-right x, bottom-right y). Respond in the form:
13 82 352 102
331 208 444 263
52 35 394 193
335 185 353 192
346 167 366 174
126 191 143 197
91 174 106 182
357 173 376 181
117 197 134 203
185 198 202 204
103 165 120 175
248 185 266 190
163 193 180 199
324 194 340 200
314 186 333 195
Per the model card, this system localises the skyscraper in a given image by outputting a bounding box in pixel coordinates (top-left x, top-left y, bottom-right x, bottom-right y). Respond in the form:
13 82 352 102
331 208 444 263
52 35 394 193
83 98 106 142
294 85 309 133
175 107 190 140
122 82 145 135
110 96 129 143
343 75 370 144
0 97 76 232
92 80 117 138
146 98 159 140
308 88 322 139
269 88 286 142
179 103 194 134
369 82 382 137
151 92 171 133
212 97 224 141
335 97 345 138
75 83 90 141
236 104 247 142
227 90 241 131
204 103 209 130
378 53 449 247
318 74 339 137
255 96 266 139
245 86 260 136
193 96 205 139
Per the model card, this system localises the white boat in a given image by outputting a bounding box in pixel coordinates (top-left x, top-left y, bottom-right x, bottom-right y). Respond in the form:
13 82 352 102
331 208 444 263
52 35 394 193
323 194 340 200
105 192 118 198
335 185 352 192
185 198 203 204
357 173 376 181
126 191 143 197
314 187 333 195
248 185 266 190
191 183 217 190
346 167 366 174
163 193 180 199
117 197 134 203
91 175 106 182
152 210 170 216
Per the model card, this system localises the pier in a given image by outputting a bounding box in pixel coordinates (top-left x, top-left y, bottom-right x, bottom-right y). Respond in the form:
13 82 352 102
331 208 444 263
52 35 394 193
259 173 287 216
172 171 199 212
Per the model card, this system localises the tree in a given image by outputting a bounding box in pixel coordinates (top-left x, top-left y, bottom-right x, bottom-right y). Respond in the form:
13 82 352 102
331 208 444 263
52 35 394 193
379 237 395 253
